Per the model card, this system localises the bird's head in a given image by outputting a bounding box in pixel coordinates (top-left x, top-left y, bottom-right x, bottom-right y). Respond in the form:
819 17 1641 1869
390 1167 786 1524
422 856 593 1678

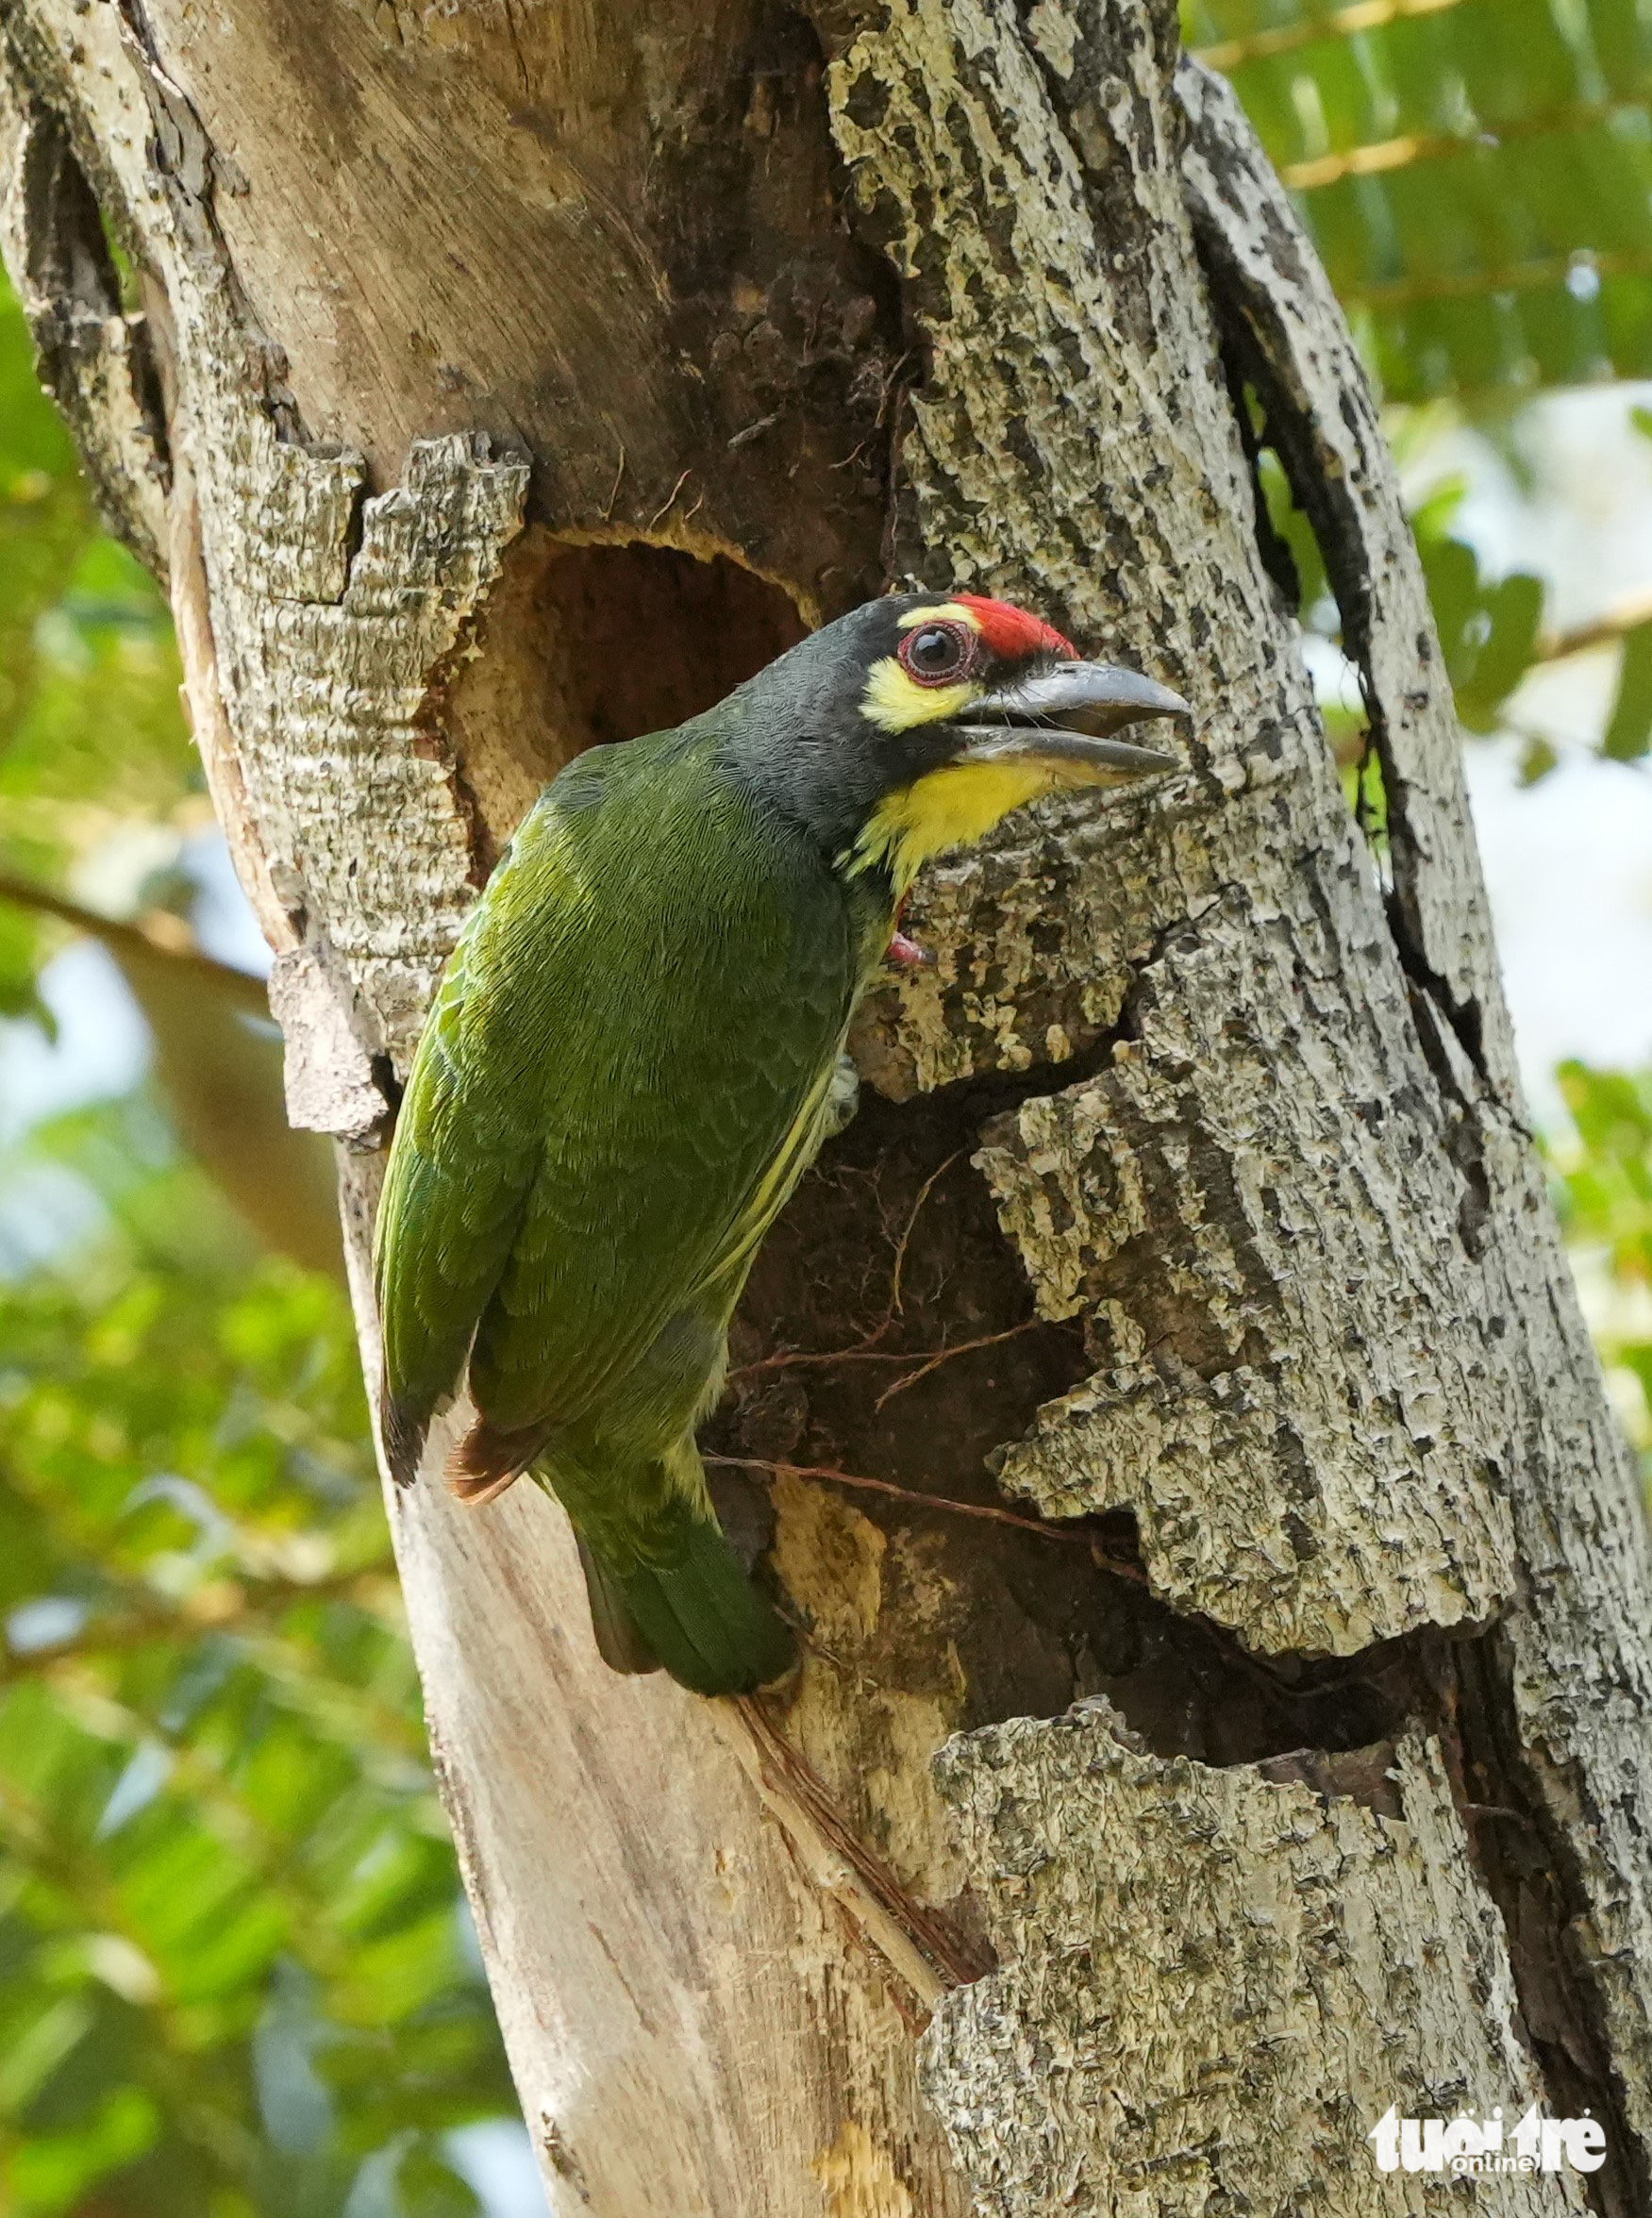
723 591 1188 893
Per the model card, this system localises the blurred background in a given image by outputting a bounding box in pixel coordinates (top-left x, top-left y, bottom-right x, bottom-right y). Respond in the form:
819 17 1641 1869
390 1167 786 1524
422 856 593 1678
4 4 1652 2211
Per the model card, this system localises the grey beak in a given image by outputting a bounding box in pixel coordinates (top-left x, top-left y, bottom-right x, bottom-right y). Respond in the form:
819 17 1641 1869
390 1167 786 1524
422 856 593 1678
953 660 1189 779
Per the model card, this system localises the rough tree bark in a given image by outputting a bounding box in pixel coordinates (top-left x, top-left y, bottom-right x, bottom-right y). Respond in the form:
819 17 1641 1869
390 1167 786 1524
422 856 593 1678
5 2 1651 2211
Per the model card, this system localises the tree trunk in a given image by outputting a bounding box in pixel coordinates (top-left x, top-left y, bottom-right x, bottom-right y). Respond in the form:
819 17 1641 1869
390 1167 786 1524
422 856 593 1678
7 2 1652 2210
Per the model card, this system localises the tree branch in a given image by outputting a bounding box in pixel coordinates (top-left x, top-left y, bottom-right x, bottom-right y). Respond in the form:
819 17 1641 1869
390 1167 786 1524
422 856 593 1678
0 864 269 1014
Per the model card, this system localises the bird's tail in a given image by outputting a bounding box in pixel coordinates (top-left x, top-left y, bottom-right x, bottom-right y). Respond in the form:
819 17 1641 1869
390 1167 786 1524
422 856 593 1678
553 1484 795 1697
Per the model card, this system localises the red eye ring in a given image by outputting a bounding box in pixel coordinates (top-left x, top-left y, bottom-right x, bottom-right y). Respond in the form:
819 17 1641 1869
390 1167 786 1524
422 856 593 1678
897 619 975 687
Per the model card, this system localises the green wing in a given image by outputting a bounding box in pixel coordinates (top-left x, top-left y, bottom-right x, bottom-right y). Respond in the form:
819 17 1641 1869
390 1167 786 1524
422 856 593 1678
374 730 858 1477
374 863 545 1479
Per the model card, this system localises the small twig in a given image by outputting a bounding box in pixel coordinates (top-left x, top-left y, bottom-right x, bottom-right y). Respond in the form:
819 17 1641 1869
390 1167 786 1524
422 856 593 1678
732 1316 1041 1393
711 1454 1147 1583
726 411 780 451
890 1148 962 1316
830 439 874 474
728 1148 967 1389
733 1344 935 1378
646 466 693 532
1537 585 1652 665
708 1452 1088 1548
601 443 626 522
718 1693 993 2004
0 867 268 1013
872 1318 1044 1410
0 1566 393 1686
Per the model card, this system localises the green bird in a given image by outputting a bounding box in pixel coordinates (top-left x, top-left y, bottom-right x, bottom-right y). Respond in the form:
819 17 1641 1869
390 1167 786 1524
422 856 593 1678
374 591 1186 1695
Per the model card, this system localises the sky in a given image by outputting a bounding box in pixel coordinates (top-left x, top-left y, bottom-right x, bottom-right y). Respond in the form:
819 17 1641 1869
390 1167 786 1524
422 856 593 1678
1408 384 1652 1120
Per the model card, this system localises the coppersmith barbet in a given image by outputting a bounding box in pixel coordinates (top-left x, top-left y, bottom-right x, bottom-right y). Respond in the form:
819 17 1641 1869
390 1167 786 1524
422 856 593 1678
375 592 1186 1695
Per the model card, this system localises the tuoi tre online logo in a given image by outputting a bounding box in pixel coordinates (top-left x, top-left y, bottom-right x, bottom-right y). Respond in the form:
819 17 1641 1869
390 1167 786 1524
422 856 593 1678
1370 2104 1607 2176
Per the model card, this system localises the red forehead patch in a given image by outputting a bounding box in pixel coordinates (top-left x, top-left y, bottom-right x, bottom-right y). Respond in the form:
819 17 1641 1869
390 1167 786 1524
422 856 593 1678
957 593 1076 660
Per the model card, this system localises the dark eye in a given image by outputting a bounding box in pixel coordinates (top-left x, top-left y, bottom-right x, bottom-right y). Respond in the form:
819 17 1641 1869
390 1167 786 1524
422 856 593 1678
898 621 972 685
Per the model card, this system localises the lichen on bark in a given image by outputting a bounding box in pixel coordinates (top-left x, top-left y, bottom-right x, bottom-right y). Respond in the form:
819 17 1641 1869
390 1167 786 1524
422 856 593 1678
924 1706 1588 2217
824 0 1652 2206
830 0 1516 1656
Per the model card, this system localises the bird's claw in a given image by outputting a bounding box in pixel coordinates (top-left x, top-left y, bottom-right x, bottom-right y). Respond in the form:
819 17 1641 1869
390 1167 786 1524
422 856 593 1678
818 1052 861 1143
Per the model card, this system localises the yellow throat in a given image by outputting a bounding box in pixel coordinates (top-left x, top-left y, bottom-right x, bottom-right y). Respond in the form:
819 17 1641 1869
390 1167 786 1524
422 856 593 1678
849 758 1075 894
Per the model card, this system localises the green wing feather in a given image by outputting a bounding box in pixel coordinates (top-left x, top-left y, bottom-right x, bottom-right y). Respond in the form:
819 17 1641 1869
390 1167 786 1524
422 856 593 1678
375 725 864 1487
374 900 542 1480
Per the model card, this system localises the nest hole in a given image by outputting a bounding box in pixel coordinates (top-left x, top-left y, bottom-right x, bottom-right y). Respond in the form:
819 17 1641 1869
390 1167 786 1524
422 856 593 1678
542 541 809 753
449 532 810 857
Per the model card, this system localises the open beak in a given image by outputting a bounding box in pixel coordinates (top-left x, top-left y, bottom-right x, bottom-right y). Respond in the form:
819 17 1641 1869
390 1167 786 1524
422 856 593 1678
952 661 1189 782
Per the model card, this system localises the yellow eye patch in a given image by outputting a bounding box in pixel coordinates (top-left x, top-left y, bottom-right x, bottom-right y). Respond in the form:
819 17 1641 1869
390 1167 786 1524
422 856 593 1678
861 603 990 732
861 657 976 733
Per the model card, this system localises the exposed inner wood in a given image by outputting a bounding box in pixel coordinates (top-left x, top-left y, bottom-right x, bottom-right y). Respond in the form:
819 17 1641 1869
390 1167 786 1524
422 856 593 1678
444 533 810 862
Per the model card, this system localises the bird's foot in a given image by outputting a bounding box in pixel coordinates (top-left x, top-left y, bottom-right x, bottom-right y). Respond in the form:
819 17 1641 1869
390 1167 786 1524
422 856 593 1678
885 929 937 971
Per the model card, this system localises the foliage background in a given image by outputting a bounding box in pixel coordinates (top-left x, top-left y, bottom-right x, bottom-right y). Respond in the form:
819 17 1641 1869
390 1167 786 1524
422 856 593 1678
0 286 525 2215
2 7 1651 2211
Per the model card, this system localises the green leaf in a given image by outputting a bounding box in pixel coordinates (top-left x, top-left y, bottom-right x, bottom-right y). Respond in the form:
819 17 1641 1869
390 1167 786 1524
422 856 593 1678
6 2082 159 2216
1602 621 1652 760
1197 0 1652 401
0 1126 522 2214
